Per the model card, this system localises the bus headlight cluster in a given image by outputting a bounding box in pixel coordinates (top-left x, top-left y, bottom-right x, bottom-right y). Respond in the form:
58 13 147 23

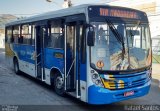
91 70 103 87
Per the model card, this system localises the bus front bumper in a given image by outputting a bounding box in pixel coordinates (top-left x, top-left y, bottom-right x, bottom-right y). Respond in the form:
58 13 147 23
87 80 151 105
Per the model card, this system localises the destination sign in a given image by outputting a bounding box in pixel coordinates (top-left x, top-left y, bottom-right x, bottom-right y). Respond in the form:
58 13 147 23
100 8 138 19
88 6 147 21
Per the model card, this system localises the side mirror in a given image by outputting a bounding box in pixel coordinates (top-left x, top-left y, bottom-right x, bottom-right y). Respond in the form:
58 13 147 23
87 30 95 46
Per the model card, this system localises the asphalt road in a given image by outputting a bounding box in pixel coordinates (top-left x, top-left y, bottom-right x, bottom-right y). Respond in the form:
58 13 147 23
0 48 160 111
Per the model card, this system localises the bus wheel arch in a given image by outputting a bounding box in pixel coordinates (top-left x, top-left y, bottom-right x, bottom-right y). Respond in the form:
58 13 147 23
50 68 65 96
13 56 20 74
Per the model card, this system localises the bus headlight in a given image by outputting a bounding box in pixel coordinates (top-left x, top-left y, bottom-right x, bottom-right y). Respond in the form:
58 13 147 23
92 73 98 79
95 80 101 85
91 71 104 87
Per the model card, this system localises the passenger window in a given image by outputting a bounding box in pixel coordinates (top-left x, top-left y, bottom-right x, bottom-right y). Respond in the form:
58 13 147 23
21 24 32 44
6 27 12 43
32 25 35 45
47 20 64 49
13 26 20 44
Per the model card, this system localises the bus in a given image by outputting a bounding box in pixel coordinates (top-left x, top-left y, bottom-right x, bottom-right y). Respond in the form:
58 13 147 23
5 4 152 104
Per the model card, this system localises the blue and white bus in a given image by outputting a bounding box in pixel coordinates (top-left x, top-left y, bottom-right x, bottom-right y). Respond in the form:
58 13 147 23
5 4 152 104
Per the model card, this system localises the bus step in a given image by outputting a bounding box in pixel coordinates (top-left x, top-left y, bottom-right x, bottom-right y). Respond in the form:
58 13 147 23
67 92 80 98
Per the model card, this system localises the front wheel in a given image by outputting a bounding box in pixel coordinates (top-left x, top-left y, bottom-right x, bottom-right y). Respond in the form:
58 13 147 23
14 59 20 74
54 73 65 96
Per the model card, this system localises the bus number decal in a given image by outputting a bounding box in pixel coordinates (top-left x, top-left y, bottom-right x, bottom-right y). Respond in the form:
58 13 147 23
54 52 64 59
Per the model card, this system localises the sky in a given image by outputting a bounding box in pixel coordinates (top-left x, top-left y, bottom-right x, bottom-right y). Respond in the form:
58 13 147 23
0 0 112 17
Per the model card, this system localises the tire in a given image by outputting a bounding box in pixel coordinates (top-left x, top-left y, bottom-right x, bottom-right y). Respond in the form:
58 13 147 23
54 72 65 96
14 59 20 74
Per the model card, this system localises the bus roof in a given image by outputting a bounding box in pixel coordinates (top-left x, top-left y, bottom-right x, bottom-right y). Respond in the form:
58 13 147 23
6 4 146 26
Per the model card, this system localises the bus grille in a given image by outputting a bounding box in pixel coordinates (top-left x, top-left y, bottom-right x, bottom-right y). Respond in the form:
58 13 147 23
101 71 151 90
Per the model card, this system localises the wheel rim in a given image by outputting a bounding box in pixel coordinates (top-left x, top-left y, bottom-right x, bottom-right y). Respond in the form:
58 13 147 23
55 76 63 89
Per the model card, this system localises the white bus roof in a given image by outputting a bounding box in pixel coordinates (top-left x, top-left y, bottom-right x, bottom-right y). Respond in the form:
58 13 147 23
6 4 92 26
6 4 144 26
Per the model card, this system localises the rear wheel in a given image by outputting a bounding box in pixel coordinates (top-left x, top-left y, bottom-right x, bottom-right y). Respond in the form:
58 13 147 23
54 72 65 96
14 59 20 74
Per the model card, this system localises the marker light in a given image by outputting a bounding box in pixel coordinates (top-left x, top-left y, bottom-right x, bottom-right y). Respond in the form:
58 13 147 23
97 60 104 68
92 74 98 79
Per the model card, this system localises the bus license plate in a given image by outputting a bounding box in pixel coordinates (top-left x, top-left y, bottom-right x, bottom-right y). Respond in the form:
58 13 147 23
124 91 134 97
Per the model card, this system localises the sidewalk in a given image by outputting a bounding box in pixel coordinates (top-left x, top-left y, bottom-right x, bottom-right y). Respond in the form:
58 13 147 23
152 63 160 87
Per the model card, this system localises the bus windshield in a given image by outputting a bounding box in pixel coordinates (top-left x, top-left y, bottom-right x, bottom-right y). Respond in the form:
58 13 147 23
90 21 151 71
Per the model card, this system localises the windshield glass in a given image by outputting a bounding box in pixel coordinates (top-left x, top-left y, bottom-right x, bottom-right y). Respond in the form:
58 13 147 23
90 22 151 71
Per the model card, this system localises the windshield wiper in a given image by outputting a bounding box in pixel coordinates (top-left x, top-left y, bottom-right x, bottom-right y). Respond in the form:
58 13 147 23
105 18 125 60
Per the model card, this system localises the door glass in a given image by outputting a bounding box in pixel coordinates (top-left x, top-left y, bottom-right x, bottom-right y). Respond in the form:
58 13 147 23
66 25 76 89
67 26 75 54
36 26 46 79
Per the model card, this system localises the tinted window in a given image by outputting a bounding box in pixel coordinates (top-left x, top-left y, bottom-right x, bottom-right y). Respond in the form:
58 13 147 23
21 24 32 44
13 26 20 43
6 27 12 43
47 20 64 49
31 25 35 45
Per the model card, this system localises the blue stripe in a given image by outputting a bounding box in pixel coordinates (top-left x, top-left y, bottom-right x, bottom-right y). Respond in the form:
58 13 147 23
13 44 35 64
12 44 87 81
44 48 64 73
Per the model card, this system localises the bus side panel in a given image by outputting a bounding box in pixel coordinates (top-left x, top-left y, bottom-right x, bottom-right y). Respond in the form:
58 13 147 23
79 63 87 102
12 44 36 77
44 48 64 71
12 44 35 64
44 48 64 84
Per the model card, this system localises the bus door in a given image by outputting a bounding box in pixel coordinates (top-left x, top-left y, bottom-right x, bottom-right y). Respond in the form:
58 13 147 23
65 21 82 97
35 25 46 81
